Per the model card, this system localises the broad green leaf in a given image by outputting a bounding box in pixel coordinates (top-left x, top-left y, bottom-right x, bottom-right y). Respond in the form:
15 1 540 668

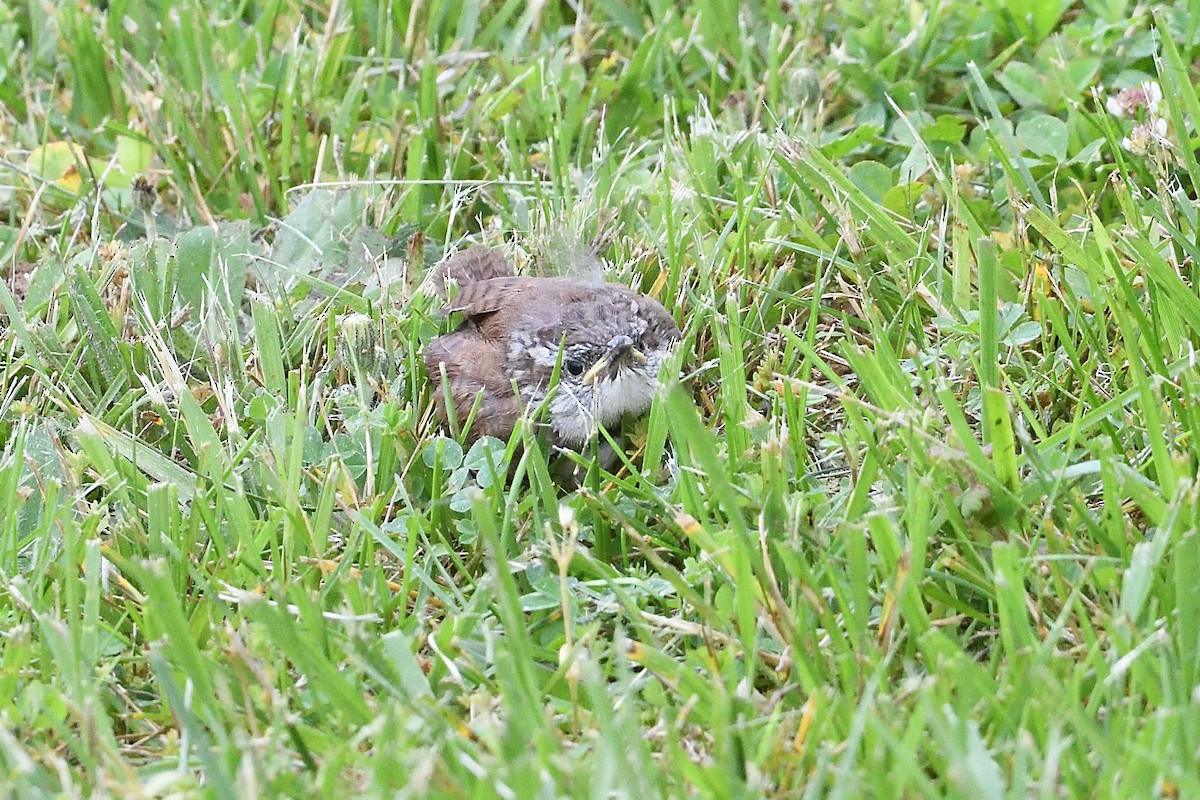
922 114 967 143
995 61 1047 108
1016 114 1068 161
848 160 894 202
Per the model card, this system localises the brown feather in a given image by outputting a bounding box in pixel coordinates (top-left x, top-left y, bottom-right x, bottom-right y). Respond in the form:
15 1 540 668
428 244 513 300
423 330 521 440
444 276 542 319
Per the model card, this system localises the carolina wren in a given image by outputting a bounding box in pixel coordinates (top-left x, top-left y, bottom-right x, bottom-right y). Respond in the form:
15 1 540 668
424 245 680 446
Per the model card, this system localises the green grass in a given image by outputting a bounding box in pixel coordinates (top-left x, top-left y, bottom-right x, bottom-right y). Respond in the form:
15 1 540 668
2 0 1200 796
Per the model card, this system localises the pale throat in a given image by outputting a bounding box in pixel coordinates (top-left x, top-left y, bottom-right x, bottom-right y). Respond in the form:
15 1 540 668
547 366 660 444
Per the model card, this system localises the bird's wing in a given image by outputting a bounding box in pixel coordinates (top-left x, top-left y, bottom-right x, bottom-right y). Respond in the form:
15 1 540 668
443 276 540 318
428 245 514 299
424 329 520 441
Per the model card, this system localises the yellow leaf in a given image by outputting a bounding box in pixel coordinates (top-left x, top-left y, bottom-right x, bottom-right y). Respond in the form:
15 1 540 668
59 165 83 194
28 141 88 194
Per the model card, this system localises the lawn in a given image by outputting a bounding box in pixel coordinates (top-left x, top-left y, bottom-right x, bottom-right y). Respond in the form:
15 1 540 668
2 0 1199 797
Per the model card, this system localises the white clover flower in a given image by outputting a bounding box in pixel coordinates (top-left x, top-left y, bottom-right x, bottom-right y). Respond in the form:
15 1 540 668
1121 117 1169 154
1106 81 1162 118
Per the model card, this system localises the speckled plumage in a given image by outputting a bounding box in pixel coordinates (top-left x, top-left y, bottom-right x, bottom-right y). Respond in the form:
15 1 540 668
424 246 680 446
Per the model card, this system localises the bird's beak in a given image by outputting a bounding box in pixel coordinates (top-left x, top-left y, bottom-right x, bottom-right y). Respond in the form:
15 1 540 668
581 335 647 385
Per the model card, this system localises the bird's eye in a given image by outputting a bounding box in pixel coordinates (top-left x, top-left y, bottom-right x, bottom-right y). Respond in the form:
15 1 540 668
565 359 585 376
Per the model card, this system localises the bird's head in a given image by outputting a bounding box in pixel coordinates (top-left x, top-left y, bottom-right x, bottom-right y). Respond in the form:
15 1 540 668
512 290 680 446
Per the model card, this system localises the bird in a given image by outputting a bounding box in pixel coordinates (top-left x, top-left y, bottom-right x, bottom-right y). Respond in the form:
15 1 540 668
423 244 680 447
